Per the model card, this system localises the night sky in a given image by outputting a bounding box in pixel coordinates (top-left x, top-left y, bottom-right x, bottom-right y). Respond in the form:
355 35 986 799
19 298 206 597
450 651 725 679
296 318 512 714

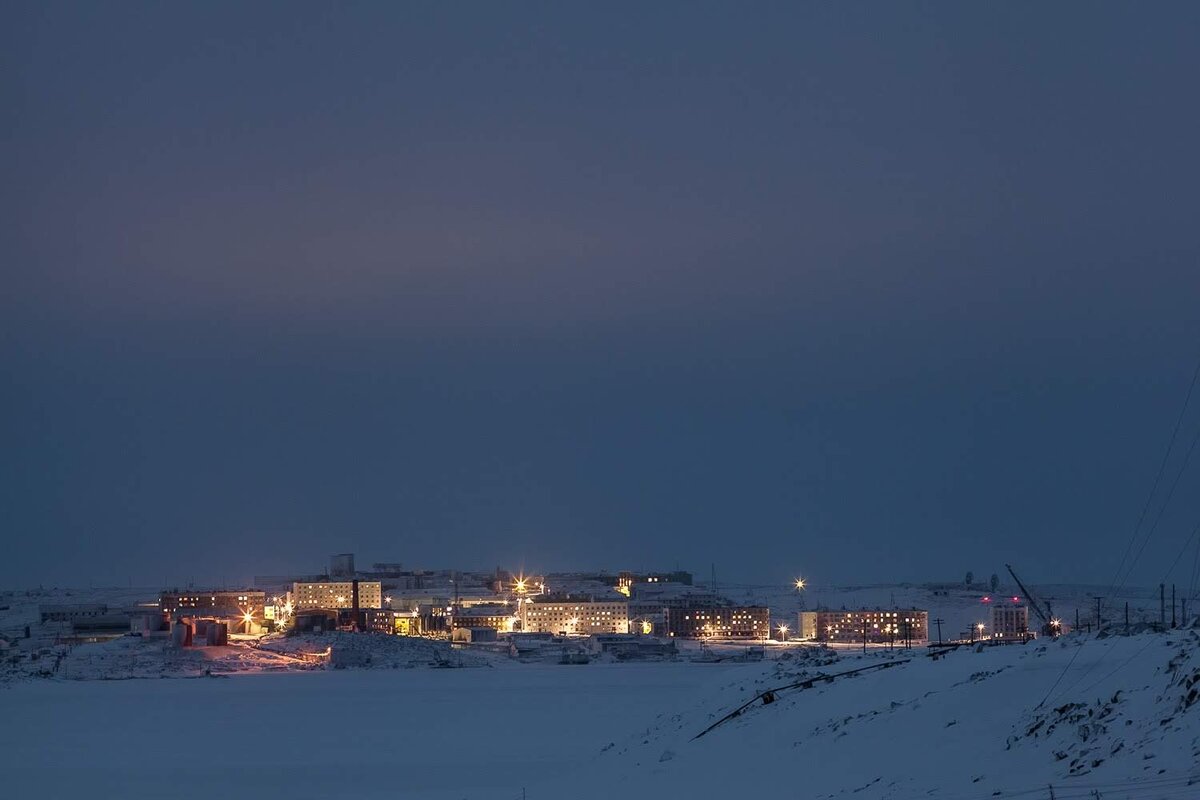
3 3 1199 589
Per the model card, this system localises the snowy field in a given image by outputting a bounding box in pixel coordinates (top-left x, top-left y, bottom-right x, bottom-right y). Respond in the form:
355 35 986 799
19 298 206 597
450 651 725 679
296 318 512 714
1 584 1194 799
0 661 758 799
2 629 1198 799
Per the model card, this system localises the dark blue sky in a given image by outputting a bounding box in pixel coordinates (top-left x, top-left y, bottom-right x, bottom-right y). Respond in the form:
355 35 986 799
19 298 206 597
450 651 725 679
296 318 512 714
3 3 1198 589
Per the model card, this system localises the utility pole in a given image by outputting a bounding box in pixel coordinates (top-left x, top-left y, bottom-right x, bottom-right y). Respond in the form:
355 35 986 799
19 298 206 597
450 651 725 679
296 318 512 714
1092 596 1103 633
1171 584 1176 628
1075 608 1080 632
1125 602 1129 634
863 617 868 654
933 617 944 646
1160 584 1166 627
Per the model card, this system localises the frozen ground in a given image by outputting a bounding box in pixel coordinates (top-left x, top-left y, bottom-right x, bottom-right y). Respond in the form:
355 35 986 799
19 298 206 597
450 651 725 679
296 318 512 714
1 629 1197 799
0 660 760 799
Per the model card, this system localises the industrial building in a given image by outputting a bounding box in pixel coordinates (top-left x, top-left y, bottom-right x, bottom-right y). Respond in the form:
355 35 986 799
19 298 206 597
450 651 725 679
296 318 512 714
664 606 769 639
522 597 629 635
451 627 499 643
991 603 1031 639
291 580 382 610
798 609 929 644
39 604 132 632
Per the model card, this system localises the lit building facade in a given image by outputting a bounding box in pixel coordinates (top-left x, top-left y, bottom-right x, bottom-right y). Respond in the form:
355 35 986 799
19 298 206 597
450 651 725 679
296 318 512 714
799 609 928 643
523 598 629 635
991 604 1030 639
665 607 769 639
451 605 518 632
159 591 265 617
292 581 382 610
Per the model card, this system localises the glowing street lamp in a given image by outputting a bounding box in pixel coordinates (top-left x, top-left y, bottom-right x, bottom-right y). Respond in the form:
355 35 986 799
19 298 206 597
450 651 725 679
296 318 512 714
777 623 789 642
794 577 808 610
384 596 392 606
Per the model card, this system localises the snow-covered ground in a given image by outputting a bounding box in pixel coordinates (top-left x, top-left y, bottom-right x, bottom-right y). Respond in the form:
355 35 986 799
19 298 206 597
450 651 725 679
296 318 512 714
1 628 1196 798
572 628 1200 800
2 584 1195 799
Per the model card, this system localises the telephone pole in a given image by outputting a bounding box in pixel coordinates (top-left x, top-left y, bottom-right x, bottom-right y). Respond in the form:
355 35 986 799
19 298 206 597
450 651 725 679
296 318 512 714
933 617 944 645
1092 596 1103 633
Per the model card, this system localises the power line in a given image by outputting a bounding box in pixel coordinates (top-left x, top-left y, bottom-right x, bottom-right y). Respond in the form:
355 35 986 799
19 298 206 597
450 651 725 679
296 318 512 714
1046 350 1200 708
1112 424 1200 596
1106 351 1200 600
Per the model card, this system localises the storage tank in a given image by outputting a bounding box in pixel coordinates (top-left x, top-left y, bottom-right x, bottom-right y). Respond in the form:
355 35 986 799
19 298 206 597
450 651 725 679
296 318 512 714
171 621 193 647
207 622 228 646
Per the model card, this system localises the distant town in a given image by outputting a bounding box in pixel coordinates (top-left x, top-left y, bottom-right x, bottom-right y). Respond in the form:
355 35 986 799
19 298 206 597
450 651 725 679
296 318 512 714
6 552 1131 674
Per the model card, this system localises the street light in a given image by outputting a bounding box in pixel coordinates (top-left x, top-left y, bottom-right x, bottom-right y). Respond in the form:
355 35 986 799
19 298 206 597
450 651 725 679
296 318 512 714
777 623 789 642
794 577 808 610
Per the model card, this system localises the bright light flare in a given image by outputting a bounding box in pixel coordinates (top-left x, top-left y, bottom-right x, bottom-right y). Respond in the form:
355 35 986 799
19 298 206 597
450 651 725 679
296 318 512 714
794 578 806 591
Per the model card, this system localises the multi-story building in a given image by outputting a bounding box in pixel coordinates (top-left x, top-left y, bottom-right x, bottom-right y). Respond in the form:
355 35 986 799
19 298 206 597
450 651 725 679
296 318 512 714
799 609 928 644
329 553 356 578
451 604 519 633
991 604 1030 639
159 591 266 617
522 597 629 635
292 581 382 610
665 607 769 639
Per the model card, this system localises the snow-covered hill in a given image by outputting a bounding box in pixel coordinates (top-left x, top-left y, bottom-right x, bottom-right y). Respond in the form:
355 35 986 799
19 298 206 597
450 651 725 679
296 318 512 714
569 627 1200 799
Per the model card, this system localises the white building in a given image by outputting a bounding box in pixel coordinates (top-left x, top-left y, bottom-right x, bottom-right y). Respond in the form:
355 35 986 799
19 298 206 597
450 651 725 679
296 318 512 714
523 598 629 635
292 581 382 610
991 604 1030 639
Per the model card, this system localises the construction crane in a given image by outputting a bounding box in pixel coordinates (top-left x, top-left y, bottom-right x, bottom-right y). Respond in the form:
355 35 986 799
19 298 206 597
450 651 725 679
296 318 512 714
1005 564 1061 637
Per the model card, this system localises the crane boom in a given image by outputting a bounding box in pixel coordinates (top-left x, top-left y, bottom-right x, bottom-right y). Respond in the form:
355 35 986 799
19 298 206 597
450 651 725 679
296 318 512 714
1005 563 1051 626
